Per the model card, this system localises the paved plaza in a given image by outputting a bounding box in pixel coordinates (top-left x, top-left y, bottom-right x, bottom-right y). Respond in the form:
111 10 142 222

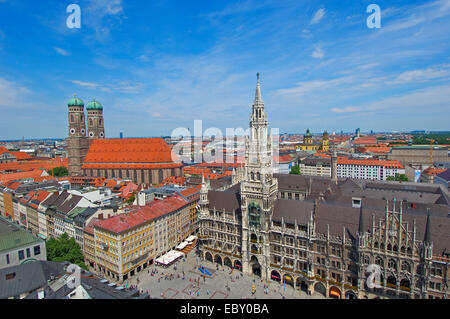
120 250 326 299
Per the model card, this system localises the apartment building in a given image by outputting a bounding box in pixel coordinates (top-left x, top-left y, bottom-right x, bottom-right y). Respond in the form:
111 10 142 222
91 191 199 281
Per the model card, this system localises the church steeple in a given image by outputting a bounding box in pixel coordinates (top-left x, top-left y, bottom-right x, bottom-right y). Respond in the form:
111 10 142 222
251 73 266 123
254 72 263 104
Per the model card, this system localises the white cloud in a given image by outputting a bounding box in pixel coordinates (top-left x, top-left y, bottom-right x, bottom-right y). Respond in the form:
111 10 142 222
311 46 324 59
389 65 450 84
300 29 312 39
310 8 326 24
71 80 98 89
330 106 362 113
71 79 143 94
0 78 31 109
206 0 271 18
331 84 450 114
54 47 70 56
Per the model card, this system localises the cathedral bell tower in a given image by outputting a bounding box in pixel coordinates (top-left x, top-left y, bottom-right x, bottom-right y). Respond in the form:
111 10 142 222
240 73 278 280
67 95 89 176
86 99 105 142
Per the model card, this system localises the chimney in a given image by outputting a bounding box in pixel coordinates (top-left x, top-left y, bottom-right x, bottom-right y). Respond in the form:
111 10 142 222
98 213 103 220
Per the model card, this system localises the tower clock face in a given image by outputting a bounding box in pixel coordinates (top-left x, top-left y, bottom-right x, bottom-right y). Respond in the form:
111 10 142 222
99 132 104 138
70 128 76 135
89 132 94 137
81 129 85 134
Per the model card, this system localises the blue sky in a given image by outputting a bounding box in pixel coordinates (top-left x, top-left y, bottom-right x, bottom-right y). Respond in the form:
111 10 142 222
0 0 449 139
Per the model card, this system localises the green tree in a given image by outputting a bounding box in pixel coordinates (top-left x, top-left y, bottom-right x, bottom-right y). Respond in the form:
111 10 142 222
47 166 69 177
290 164 300 175
387 174 408 182
46 233 87 270
126 193 136 205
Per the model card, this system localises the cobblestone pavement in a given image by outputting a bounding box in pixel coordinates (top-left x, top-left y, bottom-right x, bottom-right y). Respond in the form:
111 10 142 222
123 251 326 299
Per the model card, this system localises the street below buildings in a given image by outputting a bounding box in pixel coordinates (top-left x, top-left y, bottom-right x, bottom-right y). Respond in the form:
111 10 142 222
123 250 326 299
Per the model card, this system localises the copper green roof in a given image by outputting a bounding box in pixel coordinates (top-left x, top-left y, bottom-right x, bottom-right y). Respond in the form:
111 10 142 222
305 129 312 138
0 217 43 253
67 96 84 107
86 100 103 110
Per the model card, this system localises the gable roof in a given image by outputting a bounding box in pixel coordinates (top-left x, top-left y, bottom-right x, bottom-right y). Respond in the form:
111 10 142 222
83 138 178 164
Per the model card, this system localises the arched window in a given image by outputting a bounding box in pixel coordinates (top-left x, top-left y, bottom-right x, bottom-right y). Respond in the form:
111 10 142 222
89 118 93 126
364 255 370 264
70 114 74 122
257 172 261 180
401 261 411 272
375 256 383 266
250 172 254 180
388 259 397 271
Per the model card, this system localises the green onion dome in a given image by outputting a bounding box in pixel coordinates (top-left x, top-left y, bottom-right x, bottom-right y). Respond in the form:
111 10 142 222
86 99 103 110
67 95 84 107
305 129 312 138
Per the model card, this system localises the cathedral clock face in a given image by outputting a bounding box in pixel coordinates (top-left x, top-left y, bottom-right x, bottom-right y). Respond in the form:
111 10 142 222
70 128 76 135
99 132 104 138
89 132 94 137
81 128 85 135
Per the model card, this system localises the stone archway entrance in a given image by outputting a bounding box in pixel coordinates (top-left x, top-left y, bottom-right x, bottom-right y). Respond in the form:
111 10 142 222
214 254 223 265
329 286 341 299
224 257 233 269
205 252 213 262
345 290 357 299
234 260 242 271
314 282 326 297
249 255 261 277
296 278 308 292
283 274 294 287
271 270 281 282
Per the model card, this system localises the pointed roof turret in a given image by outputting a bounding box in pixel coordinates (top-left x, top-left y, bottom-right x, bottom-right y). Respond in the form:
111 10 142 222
358 205 364 235
254 72 263 104
424 211 431 244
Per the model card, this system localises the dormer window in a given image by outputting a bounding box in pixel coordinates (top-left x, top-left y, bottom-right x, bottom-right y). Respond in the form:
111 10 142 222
352 198 361 208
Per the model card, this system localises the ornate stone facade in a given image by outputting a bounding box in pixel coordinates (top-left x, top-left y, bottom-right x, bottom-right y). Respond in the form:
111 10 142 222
198 74 450 299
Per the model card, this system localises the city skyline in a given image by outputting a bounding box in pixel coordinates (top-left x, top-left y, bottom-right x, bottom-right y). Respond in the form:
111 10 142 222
0 0 449 140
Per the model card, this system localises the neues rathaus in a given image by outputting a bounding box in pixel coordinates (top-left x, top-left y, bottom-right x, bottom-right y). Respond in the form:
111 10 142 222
198 74 449 299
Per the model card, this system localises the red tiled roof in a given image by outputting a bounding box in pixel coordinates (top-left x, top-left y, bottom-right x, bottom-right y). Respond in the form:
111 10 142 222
179 187 199 197
95 195 188 233
422 167 447 176
0 169 47 184
353 137 377 145
359 146 391 154
83 138 180 164
82 163 182 169
84 217 101 235
11 151 32 160
338 158 404 168
0 158 67 172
